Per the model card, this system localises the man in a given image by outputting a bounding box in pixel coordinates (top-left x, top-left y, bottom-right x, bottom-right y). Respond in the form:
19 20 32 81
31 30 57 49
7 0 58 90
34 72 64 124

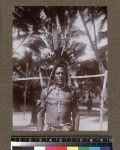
36 63 79 131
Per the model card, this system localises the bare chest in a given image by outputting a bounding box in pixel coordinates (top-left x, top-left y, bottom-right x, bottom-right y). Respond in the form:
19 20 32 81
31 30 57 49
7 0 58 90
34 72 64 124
47 88 73 103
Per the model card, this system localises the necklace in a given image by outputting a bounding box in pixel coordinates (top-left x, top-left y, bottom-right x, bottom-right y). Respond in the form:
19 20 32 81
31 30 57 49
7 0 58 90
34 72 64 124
55 85 66 113
57 101 61 113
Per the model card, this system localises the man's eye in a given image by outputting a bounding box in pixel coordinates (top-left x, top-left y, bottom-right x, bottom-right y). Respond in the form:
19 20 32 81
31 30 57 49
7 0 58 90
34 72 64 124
56 72 65 76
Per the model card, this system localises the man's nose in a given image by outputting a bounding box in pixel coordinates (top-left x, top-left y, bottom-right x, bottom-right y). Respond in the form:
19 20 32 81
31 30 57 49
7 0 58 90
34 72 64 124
59 73 62 77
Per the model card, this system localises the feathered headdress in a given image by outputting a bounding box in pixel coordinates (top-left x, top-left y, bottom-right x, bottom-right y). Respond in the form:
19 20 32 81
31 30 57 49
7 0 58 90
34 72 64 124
24 13 86 67
23 12 87 93
14 7 107 74
23 8 107 89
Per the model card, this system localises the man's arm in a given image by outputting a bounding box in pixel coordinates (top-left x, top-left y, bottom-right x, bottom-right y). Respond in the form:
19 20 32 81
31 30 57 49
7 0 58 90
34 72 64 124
36 89 47 131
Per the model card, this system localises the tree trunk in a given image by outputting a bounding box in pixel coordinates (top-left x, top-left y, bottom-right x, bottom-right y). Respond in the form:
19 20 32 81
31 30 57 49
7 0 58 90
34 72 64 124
23 62 28 119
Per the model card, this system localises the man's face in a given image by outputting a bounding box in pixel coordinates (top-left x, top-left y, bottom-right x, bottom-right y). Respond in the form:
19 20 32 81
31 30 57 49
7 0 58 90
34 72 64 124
54 67 67 86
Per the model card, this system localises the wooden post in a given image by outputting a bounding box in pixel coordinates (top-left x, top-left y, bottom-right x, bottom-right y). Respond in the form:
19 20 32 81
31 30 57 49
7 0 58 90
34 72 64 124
23 62 28 119
39 67 43 88
100 71 108 130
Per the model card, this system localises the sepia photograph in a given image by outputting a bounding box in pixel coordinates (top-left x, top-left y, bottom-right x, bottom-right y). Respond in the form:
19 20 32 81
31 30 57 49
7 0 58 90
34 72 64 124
12 6 108 131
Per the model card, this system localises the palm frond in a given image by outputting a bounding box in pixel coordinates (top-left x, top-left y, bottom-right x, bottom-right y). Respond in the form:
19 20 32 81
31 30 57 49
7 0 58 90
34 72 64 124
13 6 107 73
23 34 49 52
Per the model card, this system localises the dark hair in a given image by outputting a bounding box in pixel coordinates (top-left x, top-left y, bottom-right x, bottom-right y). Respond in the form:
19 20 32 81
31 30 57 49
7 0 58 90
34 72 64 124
46 58 69 94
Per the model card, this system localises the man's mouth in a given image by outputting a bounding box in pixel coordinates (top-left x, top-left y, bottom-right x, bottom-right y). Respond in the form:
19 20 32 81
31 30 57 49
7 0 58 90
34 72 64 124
57 79 63 82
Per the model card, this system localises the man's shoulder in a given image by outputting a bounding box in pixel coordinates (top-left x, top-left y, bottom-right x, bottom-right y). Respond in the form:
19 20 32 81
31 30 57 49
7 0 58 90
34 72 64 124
41 87 47 92
41 85 55 95
70 87 81 98
65 86 76 96
49 85 55 90
41 87 48 97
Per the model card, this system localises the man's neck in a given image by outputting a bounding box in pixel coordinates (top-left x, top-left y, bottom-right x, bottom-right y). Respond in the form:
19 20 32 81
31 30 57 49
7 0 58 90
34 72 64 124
55 84 66 89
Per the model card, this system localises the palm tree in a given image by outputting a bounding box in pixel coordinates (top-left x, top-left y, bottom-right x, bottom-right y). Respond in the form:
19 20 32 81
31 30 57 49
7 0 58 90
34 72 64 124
79 7 107 72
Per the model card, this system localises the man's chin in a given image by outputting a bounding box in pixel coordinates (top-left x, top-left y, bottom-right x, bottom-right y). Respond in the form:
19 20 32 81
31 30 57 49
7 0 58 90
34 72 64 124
56 82 64 86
